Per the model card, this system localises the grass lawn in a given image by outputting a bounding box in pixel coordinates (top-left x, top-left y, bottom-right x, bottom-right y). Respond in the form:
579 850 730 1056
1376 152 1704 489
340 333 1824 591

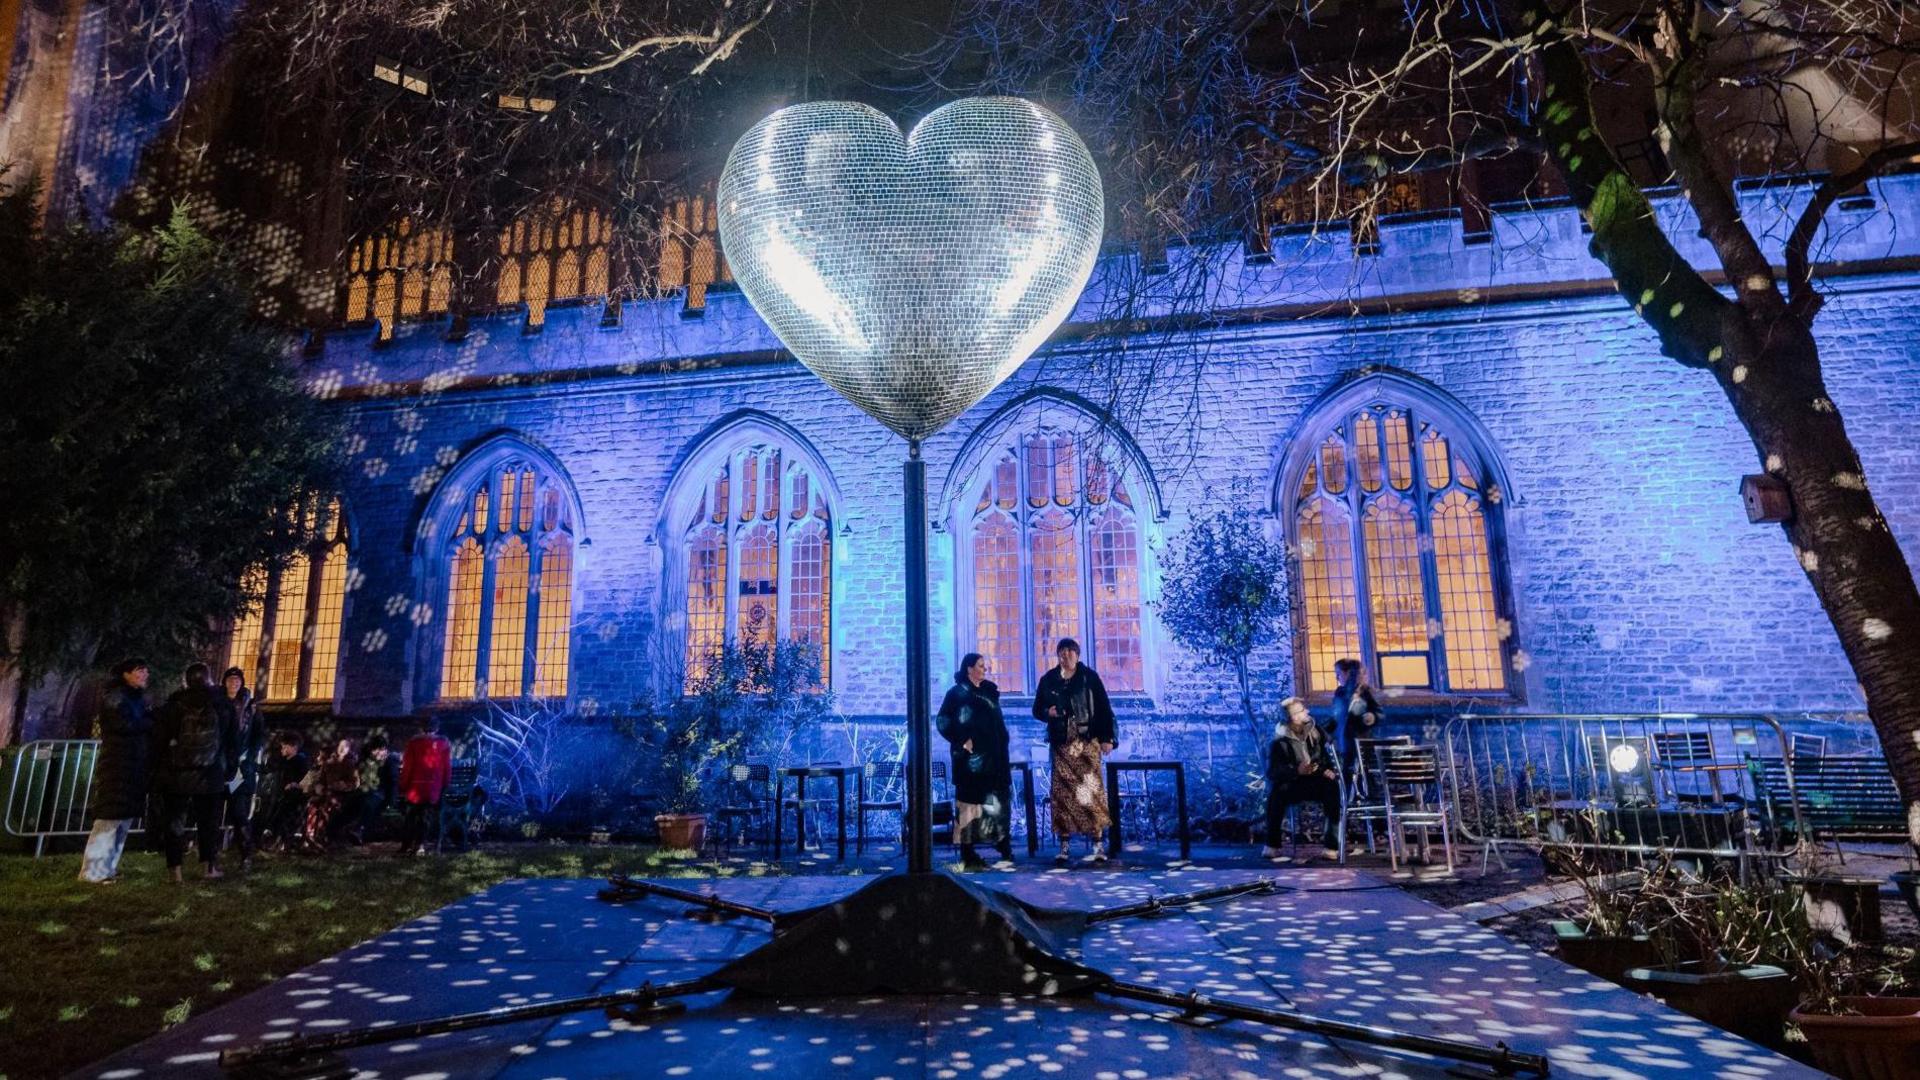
0 843 757 1080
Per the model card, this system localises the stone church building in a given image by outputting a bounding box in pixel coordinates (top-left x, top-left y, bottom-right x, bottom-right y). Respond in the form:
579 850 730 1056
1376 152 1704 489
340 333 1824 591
6 1 1919 751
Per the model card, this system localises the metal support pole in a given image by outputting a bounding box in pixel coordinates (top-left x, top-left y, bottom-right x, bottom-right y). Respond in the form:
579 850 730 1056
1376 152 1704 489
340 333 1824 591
1100 980 1550 1077
904 443 934 874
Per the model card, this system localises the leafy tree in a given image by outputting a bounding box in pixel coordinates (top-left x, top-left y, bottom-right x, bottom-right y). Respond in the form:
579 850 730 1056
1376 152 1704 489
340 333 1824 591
1155 511 1294 735
0 185 340 741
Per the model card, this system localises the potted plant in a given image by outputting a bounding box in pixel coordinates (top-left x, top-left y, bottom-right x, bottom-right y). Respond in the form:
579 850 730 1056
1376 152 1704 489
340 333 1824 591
1783 909 1920 1077
1545 834 1659 982
1620 860 1805 1047
1792 997 1920 1078
630 690 744 858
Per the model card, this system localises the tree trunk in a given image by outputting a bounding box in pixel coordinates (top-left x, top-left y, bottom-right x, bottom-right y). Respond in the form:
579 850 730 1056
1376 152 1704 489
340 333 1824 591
1235 657 1259 738
1723 317 1920 808
1530 21 1920 805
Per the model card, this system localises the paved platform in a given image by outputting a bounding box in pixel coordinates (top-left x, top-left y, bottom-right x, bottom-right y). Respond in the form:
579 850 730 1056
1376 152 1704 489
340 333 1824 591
79 866 1825 1079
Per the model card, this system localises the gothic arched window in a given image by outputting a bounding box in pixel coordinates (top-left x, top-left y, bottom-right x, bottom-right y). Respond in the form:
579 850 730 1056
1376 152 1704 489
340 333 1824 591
963 433 1146 693
437 459 576 699
226 498 352 702
681 444 832 691
1289 393 1512 696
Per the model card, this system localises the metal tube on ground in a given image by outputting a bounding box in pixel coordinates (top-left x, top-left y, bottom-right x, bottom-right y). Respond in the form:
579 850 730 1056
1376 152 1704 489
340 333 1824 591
218 978 719 1073
1099 980 1551 1077
1084 877 1284 923
602 875 781 923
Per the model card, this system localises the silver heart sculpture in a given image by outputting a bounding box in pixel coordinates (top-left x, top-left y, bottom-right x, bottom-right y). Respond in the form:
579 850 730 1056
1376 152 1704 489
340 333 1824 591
717 98 1105 442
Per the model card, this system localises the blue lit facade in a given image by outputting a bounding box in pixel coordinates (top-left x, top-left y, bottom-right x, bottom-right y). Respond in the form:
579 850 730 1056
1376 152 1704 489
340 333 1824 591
300 176 1920 728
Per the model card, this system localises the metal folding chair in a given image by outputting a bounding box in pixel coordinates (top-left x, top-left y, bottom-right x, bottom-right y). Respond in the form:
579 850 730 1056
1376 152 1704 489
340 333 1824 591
1341 735 1413 855
712 763 773 855
1380 745 1454 874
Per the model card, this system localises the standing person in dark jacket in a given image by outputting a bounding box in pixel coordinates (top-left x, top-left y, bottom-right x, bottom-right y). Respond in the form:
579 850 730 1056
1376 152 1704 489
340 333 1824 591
1327 659 1383 781
78 659 154 884
153 663 239 882
1033 638 1117 866
937 653 1014 869
222 667 265 868
1266 698 1342 863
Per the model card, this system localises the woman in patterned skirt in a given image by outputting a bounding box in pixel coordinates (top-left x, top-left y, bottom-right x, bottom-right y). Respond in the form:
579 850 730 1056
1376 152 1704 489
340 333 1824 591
1033 638 1118 865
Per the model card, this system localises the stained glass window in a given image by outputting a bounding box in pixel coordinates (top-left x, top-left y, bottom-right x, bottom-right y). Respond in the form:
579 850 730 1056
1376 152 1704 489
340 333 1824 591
437 456 577 700
342 220 452 339
265 552 310 701
1291 401 1509 695
963 433 1147 693
680 445 832 692
225 568 268 686
441 537 484 700
532 536 574 698
232 499 352 702
497 201 615 328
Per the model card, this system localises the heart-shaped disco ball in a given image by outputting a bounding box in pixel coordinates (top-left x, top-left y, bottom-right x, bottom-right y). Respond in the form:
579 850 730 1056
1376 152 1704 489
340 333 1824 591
717 98 1105 442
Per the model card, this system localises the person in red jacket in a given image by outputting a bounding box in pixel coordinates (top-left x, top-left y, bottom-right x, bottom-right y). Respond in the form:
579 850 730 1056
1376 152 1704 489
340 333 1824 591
396 717 452 855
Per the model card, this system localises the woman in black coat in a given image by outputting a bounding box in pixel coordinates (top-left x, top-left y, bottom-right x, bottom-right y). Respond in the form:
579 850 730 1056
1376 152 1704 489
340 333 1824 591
936 652 1013 868
79 659 154 883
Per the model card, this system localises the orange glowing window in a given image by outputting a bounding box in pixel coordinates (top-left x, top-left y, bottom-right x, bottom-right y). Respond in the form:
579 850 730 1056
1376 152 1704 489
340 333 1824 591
231 499 351 702
437 458 577 701
966 433 1146 692
680 445 833 693
227 567 268 687
487 537 531 696
532 536 573 698
1290 399 1510 696
265 551 310 701
441 537 485 700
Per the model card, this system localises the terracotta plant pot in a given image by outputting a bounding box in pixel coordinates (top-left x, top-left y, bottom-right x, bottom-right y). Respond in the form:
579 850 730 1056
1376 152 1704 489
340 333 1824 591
1552 921 1660 983
1791 997 1920 1080
655 813 707 853
1786 873 1884 943
1623 962 1796 1046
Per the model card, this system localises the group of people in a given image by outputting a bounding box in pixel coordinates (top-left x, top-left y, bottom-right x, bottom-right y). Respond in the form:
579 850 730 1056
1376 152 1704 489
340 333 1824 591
936 636 1118 870
78 657 458 885
1262 658 1384 862
935 640 1383 869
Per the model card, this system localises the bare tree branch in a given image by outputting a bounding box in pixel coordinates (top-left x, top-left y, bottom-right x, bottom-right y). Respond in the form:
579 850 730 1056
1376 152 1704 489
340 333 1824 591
1786 138 1920 320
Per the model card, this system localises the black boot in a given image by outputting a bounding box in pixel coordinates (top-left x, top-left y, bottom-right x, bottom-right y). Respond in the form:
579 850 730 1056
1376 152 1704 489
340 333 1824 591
959 844 986 869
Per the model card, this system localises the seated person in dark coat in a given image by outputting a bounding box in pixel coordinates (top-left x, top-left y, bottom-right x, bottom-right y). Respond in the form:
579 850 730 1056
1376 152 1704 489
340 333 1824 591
262 732 311 848
937 652 1014 869
1265 697 1342 863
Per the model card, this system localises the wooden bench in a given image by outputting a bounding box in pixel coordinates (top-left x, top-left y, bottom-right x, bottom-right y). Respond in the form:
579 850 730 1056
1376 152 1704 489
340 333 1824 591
1746 755 1906 850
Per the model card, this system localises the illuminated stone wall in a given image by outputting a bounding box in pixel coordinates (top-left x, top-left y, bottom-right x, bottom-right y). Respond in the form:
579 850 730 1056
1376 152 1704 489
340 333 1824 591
305 175 1920 729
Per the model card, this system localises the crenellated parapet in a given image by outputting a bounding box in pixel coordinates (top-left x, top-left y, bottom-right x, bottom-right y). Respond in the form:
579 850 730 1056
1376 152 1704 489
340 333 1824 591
306 170 1920 402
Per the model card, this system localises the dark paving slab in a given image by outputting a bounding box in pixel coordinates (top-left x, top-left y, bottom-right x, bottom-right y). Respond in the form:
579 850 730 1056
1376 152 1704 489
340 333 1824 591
78 867 1825 1080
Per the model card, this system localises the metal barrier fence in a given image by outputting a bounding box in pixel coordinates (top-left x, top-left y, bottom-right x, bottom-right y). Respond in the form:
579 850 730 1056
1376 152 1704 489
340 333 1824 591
3 739 142 856
1441 713 1815 870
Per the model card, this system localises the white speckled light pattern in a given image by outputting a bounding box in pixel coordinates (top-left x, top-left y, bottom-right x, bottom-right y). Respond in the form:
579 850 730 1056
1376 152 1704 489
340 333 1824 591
716 97 1105 441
